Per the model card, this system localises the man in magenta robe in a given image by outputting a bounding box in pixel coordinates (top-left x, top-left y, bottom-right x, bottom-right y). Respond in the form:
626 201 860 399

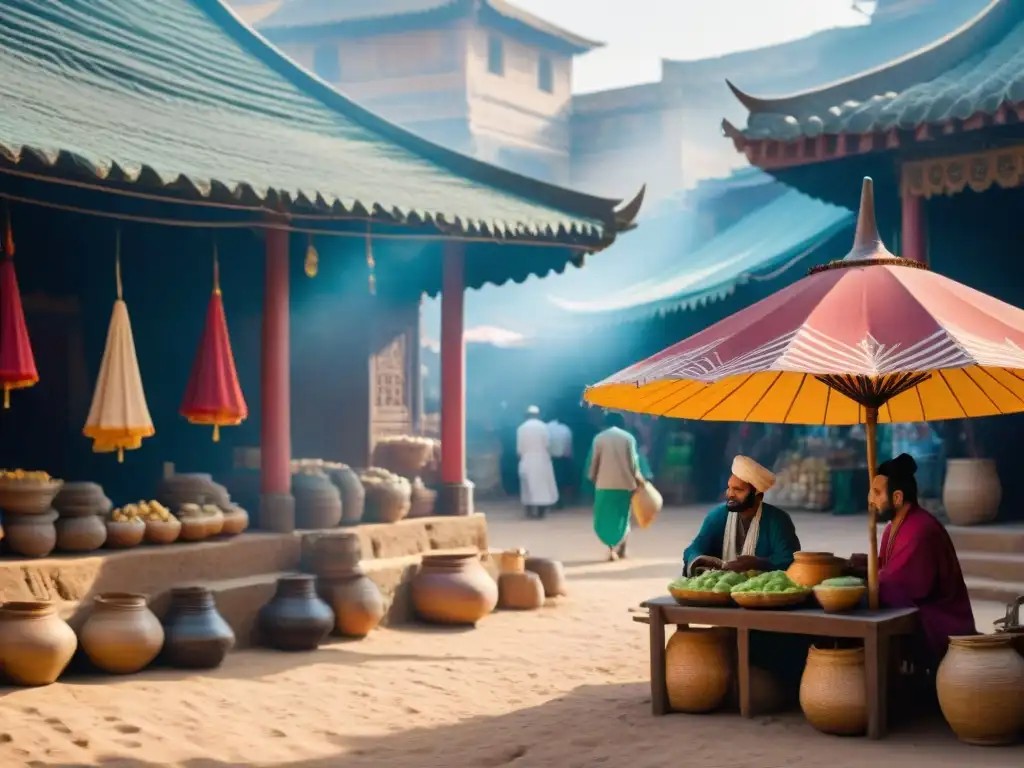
869 453 976 671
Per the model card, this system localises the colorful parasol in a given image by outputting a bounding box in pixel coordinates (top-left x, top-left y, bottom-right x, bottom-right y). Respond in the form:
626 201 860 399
585 177 1024 609
83 233 154 462
180 246 247 441
0 213 38 409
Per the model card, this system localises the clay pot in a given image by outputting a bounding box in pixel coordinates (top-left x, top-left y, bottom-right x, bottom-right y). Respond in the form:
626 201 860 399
161 586 236 669
177 516 208 542
79 593 164 674
5 510 58 557
374 437 433 478
220 505 249 536
144 517 181 545
362 476 411 524
0 478 63 516
56 513 107 552
294 475 343 529
412 553 498 626
326 465 365 524
500 548 527 574
525 557 567 597
799 646 867 736
498 571 545 610
105 519 145 549
319 569 385 638
258 575 335 651
0 601 78 686
786 552 843 588
944 459 1002 527
937 634 1024 745
308 531 363 577
202 510 225 537
53 482 112 517
665 627 734 713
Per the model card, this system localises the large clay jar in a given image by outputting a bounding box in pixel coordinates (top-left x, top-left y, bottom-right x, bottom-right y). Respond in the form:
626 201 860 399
79 593 164 674
799 646 867 736
55 513 107 552
525 557 568 598
162 586 236 669
937 634 1024 745
53 481 112 517
412 553 498 626
498 571 545 611
786 552 843 588
361 470 411 524
327 465 365 524
944 459 1002 526
258 575 335 651
665 627 733 713
319 569 386 638
293 474 343 529
5 510 58 557
0 601 78 686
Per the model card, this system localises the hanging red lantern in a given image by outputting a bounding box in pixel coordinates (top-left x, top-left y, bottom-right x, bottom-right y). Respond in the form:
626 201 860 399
180 246 247 441
0 213 38 409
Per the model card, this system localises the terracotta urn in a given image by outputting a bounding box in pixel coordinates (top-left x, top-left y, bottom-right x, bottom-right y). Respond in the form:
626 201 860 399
5 510 58 557
525 557 567 597
0 601 78 686
786 552 843 588
79 593 165 674
56 513 107 552
258 575 335 651
943 459 1002 526
937 634 1024 745
498 571 545 611
319 568 386 638
161 586 236 669
799 646 867 736
664 627 734 713
412 553 498 626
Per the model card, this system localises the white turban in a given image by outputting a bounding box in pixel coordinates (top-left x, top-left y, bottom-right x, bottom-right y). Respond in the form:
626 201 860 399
526 405 540 416
732 455 775 493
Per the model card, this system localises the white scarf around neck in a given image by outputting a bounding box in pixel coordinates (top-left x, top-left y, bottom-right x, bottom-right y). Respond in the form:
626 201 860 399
722 502 762 564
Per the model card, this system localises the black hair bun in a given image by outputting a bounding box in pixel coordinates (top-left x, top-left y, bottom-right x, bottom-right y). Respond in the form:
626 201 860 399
893 453 918 475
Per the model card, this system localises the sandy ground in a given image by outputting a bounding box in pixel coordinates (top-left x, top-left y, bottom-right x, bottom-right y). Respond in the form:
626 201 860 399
0 503 1018 767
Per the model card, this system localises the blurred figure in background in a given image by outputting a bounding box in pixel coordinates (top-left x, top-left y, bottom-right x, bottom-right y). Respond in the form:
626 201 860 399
517 405 558 518
588 411 644 561
547 416 574 508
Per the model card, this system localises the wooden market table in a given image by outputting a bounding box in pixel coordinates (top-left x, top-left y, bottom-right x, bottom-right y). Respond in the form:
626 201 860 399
639 596 919 740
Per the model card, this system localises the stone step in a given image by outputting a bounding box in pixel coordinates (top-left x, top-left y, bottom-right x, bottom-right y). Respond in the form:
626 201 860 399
958 552 1024 583
948 524 1024 555
965 576 1024 605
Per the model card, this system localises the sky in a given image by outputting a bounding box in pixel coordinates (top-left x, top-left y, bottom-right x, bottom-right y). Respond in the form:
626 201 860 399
510 0 871 93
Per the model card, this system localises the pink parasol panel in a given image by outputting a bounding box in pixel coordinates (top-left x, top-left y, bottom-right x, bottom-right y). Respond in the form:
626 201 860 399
0 217 38 409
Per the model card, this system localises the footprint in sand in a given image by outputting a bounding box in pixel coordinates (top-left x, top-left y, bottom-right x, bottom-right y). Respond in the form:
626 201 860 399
267 728 286 738
20 707 39 716
0 733 12 743
44 718 72 735
114 724 141 735
116 739 142 749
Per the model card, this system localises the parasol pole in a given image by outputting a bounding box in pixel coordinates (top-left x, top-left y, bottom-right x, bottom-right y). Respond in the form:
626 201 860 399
865 407 879 610
115 230 125 464
212 245 221 444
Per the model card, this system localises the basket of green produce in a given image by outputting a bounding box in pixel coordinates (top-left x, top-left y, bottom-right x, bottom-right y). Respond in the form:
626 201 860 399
668 570 747 606
812 576 866 613
730 571 811 609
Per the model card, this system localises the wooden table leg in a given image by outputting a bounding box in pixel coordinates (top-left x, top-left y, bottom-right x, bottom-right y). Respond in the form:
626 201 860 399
737 627 752 718
649 605 669 715
864 630 890 739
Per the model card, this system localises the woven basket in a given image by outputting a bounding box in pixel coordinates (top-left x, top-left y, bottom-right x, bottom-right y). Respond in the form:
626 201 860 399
731 590 810 610
374 437 433 478
409 480 437 518
937 634 1024 745
668 587 733 607
813 586 865 613
363 481 411 524
799 645 867 736
665 627 734 713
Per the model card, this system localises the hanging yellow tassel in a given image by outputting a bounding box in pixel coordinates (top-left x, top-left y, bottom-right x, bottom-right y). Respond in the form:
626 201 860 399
304 234 318 278
3 385 9 410
213 424 220 443
117 447 124 463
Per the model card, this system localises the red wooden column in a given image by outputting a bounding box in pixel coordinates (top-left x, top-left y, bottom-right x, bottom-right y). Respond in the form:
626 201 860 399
260 225 295 532
901 188 927 265
439 241 473 516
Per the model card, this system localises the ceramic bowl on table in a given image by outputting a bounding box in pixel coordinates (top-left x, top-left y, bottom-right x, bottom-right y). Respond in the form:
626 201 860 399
668 587 733 607
813 585 866 614
731 590 811 610
0 478 64 516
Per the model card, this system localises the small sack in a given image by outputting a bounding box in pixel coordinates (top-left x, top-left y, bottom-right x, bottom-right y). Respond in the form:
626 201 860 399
631 480 663 529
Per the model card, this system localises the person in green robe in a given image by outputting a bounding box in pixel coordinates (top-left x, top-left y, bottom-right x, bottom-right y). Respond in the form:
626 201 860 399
586 412 648 561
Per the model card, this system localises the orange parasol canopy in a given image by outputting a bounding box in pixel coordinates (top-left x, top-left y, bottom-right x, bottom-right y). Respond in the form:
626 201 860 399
0 215 38 409
180 248 247 441
83 235 154 462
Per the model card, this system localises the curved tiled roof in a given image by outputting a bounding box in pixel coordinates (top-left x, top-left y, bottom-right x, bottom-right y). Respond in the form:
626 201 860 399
727 0 1024 144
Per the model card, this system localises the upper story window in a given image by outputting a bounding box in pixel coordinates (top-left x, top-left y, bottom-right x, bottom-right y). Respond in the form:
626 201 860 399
487 35 504 76
537 55 554 93
312 43 341 83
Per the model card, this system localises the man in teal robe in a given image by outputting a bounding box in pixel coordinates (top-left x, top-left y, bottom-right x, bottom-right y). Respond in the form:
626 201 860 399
682 455 800 576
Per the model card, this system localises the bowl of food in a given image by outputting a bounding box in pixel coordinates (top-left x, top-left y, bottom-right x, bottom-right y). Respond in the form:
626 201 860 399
668 570 746 606
813 577 867 613
0 470 63 515
729 570 810 609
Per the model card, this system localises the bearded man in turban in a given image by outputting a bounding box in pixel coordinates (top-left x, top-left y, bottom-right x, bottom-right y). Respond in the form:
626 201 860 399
682 455 800 576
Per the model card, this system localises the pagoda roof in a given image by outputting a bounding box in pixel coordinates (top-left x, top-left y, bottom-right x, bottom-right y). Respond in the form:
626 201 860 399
0 0 638 291
723 0 1023 156
258 0 602 54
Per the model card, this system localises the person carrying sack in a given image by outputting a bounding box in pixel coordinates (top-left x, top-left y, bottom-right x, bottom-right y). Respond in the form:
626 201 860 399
588 411 647 561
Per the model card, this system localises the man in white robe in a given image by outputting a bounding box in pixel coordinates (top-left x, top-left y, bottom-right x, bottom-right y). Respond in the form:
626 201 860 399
517 406 559 518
